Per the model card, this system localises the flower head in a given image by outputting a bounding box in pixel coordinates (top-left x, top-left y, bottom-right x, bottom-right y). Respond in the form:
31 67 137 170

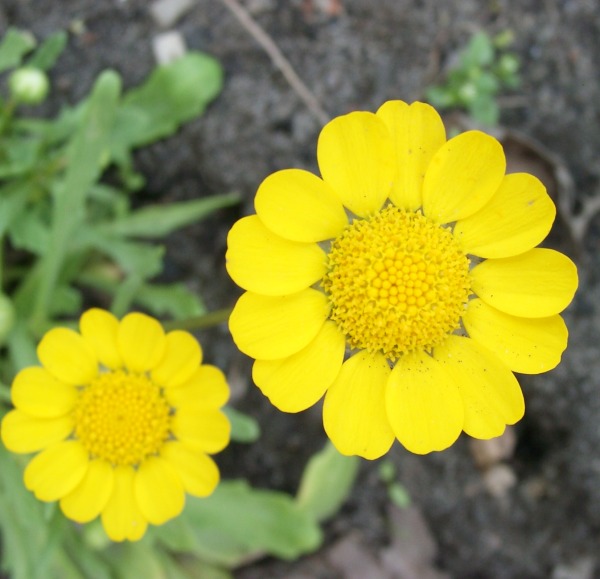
1 309 230 541
226 100 578 458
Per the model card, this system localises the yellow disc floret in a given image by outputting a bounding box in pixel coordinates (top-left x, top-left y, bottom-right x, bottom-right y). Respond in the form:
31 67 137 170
74 370 171 466
322 205 471 358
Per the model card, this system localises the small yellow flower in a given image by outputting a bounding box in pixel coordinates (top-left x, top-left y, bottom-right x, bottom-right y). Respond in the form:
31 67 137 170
1 309 230 541
226 100 578 458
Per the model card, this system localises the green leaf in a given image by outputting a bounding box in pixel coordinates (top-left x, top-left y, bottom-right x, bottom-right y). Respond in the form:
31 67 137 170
0 448 63 579
25 31 67 70
223 406 261 443
111 542 169 579
377 459 396 484
154 550 211 579
469 95 499 126
134 282 206 319
8 204 49 255
110 52 223 155
12 105 81 144
111 274 145 318
57 526 113 579
6 320 38 371
388 483 411 509
147 514 199 552
474 72 499 94
296 441 360 523
98 192 240 239
47 285 82 317
88 184 130 220
0 293 16 345
425 85 455 109
0 28 35 73
155 481 322 567
33 70 121 327
175 558 232 579
0 181 32 238
493 29 515 49
495 53 521 88
84 231 164 277
0 136 43 178
462 31 494 68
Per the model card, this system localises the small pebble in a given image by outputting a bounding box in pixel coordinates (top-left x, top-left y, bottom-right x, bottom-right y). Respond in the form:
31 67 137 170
152 31 187 65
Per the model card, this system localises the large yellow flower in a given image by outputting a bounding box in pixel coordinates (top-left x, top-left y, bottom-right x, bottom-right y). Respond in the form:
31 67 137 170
1 309 230 541
226 100 578 458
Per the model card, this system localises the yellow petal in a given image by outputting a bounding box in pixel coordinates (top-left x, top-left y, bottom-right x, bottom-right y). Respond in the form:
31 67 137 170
422 130 505 223
386 350 463 454
226 215 326 296
60 459 114 523
323 350 394 459
24 440 88 501
470 248 578 318
101 466 147 542
463 299 568 374
317 111 395 217
80 308 123 369
229 289 329 360
165 365 229 409
172 408 230 454
1 410 74 453
117 312 166 373
435 335 525 439
255 168 348 242
161 441 220 498
376 100 446 210
252 321 346 412
37 328 98 385
12 366 78 418
454 173 556 258
134 456 185 525
151 330 202 388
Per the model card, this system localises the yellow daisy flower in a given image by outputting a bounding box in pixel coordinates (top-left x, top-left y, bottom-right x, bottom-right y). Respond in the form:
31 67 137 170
1 308 230 541
226 100 578 458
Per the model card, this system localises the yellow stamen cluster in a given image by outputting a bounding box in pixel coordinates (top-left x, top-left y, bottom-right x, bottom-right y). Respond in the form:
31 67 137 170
74 370 171 466
322 206 471 359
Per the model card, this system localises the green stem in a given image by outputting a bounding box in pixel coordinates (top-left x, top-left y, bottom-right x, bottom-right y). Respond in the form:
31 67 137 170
163 307 232 332
0 382 12 405
0 238 4 290
0 99 16 135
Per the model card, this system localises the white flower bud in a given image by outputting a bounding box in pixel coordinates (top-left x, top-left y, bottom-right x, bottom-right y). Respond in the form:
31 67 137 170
8 67 50 105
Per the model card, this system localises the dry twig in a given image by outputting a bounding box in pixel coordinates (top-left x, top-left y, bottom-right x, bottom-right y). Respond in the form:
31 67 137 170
218 0 330 125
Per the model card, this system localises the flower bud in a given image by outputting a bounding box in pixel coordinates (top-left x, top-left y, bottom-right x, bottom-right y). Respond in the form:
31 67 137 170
8 67 50 105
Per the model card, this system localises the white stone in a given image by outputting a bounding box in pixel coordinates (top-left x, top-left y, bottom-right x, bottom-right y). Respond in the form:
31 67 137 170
152 31 187 65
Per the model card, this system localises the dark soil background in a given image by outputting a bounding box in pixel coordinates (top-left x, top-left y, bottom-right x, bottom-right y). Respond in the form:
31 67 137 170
2 1 600 578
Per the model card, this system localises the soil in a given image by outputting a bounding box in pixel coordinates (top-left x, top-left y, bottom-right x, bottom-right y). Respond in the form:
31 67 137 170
2 1 600 578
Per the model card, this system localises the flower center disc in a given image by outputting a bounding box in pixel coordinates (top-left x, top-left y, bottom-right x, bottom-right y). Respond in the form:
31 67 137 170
74 370 171 466
323 206 471 358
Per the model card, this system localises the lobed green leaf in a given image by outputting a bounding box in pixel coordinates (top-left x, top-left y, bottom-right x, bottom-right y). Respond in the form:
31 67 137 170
33 70 121 327
25 31 67 71
0 28 35 73
110 52 223 155
97 192 240 239
296 441 360 523
155 480 322 567
223 407 261 443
